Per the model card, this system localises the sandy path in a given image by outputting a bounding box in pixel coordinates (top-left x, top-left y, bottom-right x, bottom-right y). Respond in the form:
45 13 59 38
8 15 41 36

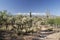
44 32 60 40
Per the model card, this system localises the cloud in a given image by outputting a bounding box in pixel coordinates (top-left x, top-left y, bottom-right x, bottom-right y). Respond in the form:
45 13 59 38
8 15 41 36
16 12 46 15
31 13 46 15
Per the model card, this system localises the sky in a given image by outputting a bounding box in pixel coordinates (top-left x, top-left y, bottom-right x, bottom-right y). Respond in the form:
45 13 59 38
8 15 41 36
0 0 60 16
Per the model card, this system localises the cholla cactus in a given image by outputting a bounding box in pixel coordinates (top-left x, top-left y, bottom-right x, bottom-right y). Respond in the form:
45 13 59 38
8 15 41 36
0 11 42 35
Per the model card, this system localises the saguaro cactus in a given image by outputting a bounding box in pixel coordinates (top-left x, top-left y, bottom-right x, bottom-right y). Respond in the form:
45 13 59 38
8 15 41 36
30 12 32 17
29 12 32 27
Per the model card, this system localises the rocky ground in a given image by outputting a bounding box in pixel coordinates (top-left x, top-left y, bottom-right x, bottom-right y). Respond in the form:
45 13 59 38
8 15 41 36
0 30 58 40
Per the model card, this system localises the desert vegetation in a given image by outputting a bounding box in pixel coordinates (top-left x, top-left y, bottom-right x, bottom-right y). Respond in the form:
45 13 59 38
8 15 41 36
0 10 60 40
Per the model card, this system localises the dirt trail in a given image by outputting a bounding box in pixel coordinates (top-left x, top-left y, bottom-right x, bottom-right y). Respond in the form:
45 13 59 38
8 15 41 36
44 32 60 40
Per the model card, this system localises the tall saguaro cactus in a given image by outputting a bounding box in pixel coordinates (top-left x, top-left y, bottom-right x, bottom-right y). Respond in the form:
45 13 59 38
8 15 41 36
45 9 50 24
29 12 32 27
30 12 32 17
46 9 50 19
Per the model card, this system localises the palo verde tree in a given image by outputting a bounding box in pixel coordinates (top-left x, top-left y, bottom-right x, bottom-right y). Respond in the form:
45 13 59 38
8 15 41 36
47 19 55 26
